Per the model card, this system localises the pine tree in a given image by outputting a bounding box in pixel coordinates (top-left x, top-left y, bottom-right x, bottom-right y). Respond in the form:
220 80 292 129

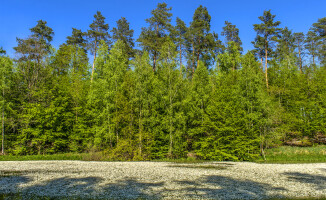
173 17 187 74
87 11 110 83
276 27 295 60
66 28 87 51
188 5 215 72
137 3 172 71
14 20 54 91
305 31 321 67
13 20 55 154
253 10 281 88
111 17 135 60
221 21 243 52
293 32 305 72
312 17 326 65
0 47 6 55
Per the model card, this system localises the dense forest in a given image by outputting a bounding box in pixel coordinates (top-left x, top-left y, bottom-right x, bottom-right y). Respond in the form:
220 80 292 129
0 3 325 161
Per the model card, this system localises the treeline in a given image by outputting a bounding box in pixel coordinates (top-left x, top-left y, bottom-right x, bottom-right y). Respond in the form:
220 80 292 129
0 3 325 160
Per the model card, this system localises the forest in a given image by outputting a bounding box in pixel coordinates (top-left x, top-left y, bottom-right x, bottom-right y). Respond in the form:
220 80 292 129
0 3 325 161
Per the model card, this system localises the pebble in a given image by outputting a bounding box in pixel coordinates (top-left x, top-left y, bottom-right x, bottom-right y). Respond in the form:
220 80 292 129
0 161 325 199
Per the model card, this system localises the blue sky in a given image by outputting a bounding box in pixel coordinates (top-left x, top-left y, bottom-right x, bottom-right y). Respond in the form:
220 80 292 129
1 0 325 57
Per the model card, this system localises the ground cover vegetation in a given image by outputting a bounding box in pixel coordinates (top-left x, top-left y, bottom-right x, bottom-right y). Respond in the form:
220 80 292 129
0 4 326 161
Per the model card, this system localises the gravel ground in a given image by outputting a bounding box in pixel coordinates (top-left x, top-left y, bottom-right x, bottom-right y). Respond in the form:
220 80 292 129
0 161 325 199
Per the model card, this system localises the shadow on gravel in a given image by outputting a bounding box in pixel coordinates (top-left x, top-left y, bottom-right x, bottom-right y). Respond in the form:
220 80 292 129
0 175 164 199
175 175 286 199
102 177 164 199
284 172 326 190
0 175 30 194
1 172 289 199
23 176 103 198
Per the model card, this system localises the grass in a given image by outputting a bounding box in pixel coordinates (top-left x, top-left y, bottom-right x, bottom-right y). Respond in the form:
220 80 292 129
0 145 325 164
0 153 84 161
257 145 326 163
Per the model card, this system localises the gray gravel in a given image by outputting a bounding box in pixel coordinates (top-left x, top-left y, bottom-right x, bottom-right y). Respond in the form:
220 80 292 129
0 161 325 199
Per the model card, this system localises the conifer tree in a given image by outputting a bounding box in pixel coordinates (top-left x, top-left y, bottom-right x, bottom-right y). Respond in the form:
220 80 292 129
157 38 181 157
66 28 87 51
276 27 295 60
133 52 156 158
221 21 243 52
293 32 305 72
188 5 215 72
312 17 326 65
14 20 54 91
0 47 6 55
87 11 110 83
217 41 241 72
253 10 281 88
305 31 321 67
138 3 172 71
13 20 55 154
112 17 135 60
91 40 128 150
188 61 210 155
0 55 13 155
173 17 187 74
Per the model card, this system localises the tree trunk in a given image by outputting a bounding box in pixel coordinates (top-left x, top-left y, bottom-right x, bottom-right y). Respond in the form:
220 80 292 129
260 132 266 161
139 105 142 157
192 45 195 75
153 53 156 72
115 80 119 145
179 44 182 76
168 65 173 158
91 41 97 83
196 52 200 70
298 47 302 73
264 47 269 88
1 88 4 155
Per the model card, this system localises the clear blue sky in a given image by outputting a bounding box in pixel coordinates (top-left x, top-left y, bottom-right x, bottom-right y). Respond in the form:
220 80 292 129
1 0 325 57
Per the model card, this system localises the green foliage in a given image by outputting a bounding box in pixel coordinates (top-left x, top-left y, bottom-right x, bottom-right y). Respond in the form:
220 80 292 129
2 8 326 162
111 17 135 59
221 21 243 52
137 2 173 71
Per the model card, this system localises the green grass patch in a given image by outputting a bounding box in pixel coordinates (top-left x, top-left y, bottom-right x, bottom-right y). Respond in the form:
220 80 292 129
257 145 326 163
0 153 84 161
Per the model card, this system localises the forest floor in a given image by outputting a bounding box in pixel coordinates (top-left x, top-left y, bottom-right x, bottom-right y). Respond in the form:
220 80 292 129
0 161 325 200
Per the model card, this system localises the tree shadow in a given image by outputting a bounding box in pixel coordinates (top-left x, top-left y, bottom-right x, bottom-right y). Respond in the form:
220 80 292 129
9 175 165 199
22 176 103 199
0 171 293 199
319 168 326 173
175 175 286 199
283 172 326 190
102 177 164 199
0 174 30 194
